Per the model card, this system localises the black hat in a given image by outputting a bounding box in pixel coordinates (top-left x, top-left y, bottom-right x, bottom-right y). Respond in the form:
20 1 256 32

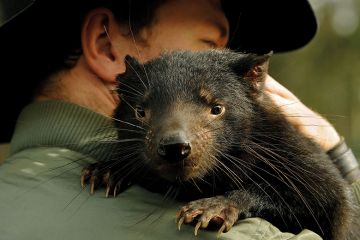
0 0 317 143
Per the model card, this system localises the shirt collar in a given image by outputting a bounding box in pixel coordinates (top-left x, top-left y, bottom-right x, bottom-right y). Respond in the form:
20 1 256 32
10 100 118 162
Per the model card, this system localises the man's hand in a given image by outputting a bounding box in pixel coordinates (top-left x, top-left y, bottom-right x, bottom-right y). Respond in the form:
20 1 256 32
264 75 341 151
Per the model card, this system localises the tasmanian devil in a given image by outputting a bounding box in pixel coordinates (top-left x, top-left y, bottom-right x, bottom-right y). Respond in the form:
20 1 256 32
82 49 358 239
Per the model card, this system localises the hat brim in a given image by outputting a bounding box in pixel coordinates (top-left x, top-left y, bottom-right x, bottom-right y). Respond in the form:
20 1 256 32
223 0 317 53
0 0 35 29
0 0 317 143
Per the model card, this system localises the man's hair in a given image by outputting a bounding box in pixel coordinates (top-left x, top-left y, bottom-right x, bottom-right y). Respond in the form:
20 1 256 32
24 0 164 91
51 0 165 74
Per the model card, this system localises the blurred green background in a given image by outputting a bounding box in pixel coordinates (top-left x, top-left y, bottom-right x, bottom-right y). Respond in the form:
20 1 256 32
270 0 360 157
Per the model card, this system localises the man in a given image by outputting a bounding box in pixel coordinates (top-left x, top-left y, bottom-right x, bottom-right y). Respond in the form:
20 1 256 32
0 0 358 239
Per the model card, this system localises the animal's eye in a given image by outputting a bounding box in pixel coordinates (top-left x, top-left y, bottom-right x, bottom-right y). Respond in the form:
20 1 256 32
211 105 224 115
135 106 146 118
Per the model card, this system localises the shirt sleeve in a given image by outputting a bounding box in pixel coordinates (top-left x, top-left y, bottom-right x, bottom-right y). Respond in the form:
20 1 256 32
218 218 322 240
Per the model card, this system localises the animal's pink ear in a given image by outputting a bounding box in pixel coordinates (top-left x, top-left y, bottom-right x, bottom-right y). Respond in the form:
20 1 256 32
228 52 272 95
243 53 271 93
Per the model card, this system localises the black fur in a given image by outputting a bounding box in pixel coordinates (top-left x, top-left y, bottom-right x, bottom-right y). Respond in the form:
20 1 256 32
98 50 357 239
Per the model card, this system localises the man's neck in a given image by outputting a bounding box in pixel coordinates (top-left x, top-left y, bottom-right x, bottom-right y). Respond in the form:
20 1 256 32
34 57 119 117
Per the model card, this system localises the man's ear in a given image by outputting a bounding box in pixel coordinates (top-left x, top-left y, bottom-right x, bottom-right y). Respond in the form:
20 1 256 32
230 52 272 94
81 8 123 83
243 53 271 93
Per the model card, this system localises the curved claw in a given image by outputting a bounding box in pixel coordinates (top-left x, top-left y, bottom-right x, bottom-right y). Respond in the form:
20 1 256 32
177 216 185 231
105 186 110 198
217 224 226 238
113 186 118 197
194 221 202 236
90 177 95 195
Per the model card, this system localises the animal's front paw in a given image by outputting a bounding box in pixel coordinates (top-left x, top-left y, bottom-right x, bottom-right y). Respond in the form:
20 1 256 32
176 196 240 237
81 162 133 197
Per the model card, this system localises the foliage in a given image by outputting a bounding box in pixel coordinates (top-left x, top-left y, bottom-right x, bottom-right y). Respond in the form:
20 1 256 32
270 0 360 156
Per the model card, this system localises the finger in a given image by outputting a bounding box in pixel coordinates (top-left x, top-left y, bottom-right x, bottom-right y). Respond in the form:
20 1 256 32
264 75 299 101
265 92 302 114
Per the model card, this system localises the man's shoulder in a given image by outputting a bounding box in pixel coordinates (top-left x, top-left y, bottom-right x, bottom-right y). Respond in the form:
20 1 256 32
0 147 322 240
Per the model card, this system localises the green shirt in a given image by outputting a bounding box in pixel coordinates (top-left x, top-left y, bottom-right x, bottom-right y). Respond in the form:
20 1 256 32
0 100 349 240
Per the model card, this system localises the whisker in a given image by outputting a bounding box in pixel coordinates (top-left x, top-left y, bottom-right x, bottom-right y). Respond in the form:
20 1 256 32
115 128 146 134
124 57 149 89
240 142 327 234
110 117 146 130
119 88 144 98
127 1 150 89
118 81 144 96
214 149 299 229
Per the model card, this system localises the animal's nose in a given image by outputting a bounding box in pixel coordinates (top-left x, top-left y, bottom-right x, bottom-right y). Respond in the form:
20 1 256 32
158 136 191 163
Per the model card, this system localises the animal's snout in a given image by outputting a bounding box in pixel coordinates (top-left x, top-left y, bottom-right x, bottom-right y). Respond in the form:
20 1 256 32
158 134 191 163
